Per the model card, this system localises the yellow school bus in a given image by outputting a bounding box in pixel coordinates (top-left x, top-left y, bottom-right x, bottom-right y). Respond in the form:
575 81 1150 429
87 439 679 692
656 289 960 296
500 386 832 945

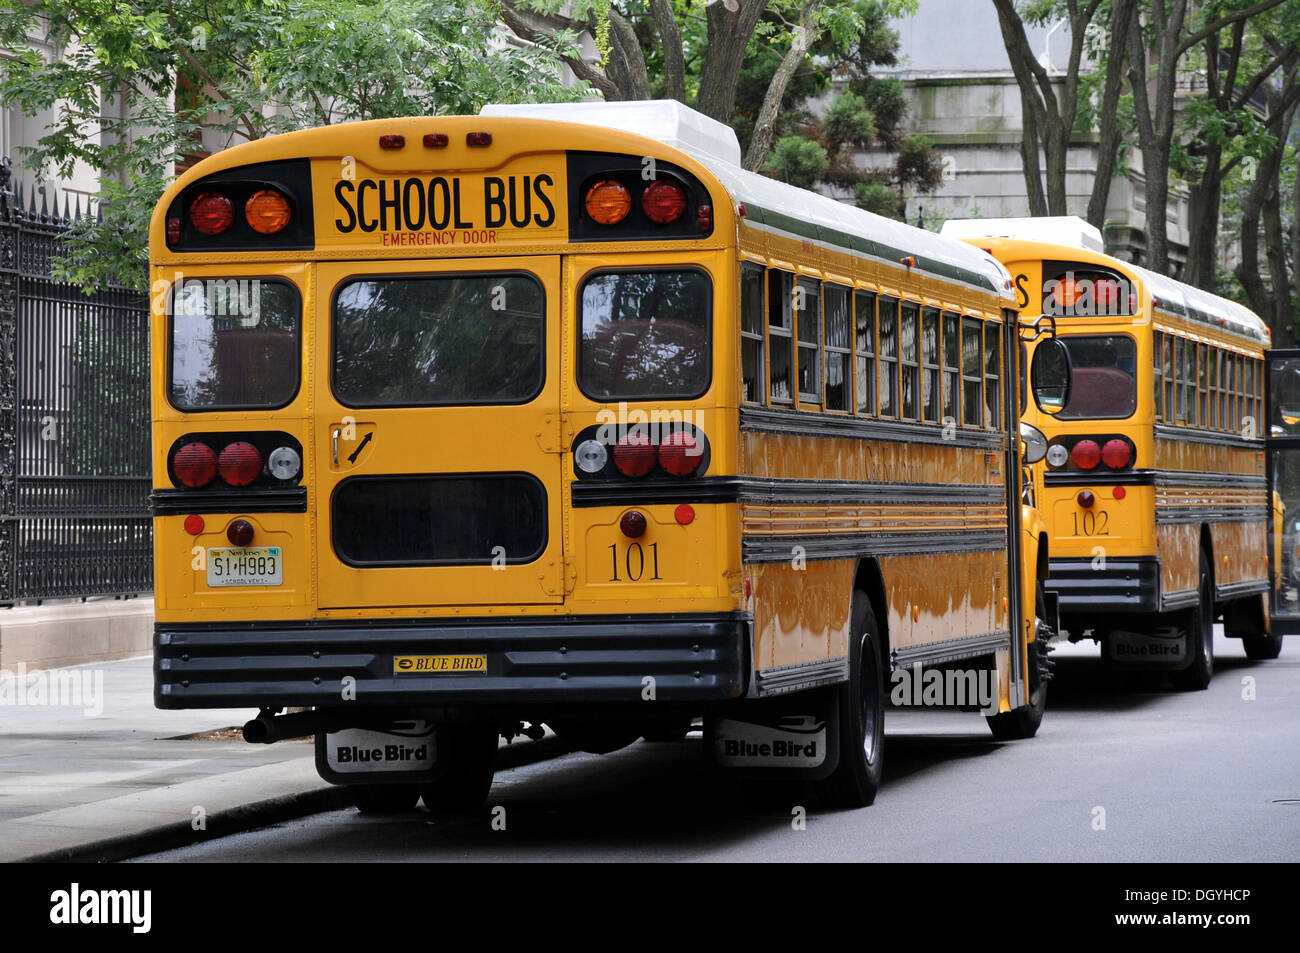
149 102 1069 812
951 220 1291 689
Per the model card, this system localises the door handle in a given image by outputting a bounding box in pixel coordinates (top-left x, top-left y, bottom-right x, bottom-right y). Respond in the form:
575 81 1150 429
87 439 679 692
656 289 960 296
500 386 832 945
332 428 341 465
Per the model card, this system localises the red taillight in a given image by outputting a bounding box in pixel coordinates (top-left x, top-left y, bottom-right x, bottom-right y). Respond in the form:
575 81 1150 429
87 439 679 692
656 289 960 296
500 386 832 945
697 204 713 232
166 217 181 244
613 434 656 477
658 432 702 476
1102 439 1132 469
619 511 647 538
1078 490 1095 508
466 132 492 147
183 514 205 535
1071 439 1102 470
173 442 217 488
1113 486 1127 501
675 504 695 525
227 519 255 547
218 442 263 487
379 134 405 149
642 180 687 224
423 133 448 148
188 192 234 235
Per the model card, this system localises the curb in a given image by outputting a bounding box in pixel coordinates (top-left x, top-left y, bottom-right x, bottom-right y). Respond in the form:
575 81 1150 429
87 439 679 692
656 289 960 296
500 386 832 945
19 735 571 863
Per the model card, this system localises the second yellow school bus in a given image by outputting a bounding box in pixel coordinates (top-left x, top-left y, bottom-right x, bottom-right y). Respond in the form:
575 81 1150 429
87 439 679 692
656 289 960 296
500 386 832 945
953 222 1285 689
149 102 1067 811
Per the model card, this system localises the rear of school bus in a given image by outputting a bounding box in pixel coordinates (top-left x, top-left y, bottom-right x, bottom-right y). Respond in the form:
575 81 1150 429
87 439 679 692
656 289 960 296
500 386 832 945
149 109 749 808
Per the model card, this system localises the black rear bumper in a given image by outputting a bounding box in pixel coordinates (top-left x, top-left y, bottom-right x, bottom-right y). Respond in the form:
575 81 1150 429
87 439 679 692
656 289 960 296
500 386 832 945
155 613 750 709
1046 557 1161 614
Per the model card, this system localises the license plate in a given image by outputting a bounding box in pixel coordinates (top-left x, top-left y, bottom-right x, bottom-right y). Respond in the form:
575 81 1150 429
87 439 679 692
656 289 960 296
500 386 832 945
206 547 283 587
393 654 487 675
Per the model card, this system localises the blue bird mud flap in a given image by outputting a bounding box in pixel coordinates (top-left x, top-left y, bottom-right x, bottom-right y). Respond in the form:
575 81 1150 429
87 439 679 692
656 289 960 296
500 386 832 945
705 691 840 781
315 718 438 785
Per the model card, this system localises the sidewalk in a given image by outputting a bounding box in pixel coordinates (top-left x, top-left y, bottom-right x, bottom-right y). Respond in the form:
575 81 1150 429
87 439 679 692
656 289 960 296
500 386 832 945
0 654 562 862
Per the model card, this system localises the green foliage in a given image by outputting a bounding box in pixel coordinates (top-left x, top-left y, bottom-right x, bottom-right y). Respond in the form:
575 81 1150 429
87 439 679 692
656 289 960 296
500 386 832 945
823 91 876 149
0 0 588 293
764 135 830 189
854 179 900 217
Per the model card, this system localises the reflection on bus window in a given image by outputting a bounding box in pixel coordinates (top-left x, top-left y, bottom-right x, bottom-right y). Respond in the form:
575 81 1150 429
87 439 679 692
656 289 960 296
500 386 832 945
169 278 300 410
580 269 711 400
1057 334 1137 420
333 274 544 406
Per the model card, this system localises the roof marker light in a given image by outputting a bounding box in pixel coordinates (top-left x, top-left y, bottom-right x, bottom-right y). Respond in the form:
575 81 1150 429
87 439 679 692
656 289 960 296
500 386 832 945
423 133 449 148
379 134 405 149
466 132 492 147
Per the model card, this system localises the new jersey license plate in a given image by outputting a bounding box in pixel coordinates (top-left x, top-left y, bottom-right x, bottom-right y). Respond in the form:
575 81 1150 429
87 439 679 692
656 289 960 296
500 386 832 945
207 547 283 587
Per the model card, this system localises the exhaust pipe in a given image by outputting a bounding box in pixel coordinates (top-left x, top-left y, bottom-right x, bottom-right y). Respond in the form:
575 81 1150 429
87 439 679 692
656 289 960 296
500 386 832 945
242 709 321 744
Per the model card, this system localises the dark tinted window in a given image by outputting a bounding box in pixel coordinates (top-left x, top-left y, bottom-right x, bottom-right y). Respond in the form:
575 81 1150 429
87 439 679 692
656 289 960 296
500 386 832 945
579 269 711 399
333 474 546 566
169 278 300 410
1058 334 1138 420
333 274 544 406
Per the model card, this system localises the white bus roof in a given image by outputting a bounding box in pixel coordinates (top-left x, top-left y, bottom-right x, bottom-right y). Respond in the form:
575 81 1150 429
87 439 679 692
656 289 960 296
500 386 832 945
481 100 1013 298
940 216 1104 252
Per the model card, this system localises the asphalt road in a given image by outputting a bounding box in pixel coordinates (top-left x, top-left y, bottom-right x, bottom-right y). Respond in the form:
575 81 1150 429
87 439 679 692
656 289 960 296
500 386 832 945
134 630 1300 862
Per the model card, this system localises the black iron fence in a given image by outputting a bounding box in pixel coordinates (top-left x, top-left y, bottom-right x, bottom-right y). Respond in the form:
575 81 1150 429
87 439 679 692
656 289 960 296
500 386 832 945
0 159 151 602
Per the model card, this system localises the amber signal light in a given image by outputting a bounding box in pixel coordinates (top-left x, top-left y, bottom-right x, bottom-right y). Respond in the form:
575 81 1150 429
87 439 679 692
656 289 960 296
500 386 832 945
244 189 292 235
585 180 632 226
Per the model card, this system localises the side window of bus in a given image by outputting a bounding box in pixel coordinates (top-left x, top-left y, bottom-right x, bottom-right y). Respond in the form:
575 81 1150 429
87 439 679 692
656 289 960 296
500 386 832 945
984 322 1001 429
1197 343 1208 427
740 264 765 404
1244 359 1257 435
921 306 940 423
1177 337 1193 424
878 297 899 418
1211 348 1223 430
796 276 821 407
854 290 875 416
942 311 960 423
900 302 919 420
962 317 982 427
768 270 794 403
336 273 545 406
824 284 851 412
578 268 711 400
1159 330 1170 421
1162 334 1175 421
169 277 301 411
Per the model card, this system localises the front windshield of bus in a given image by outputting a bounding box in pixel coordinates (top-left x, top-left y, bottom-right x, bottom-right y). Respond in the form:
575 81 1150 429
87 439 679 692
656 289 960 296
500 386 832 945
1056 334 1137 420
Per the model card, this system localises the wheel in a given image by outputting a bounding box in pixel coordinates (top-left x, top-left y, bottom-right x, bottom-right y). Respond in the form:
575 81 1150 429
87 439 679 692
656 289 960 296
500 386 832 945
986 581 1048 740
351 784 420 814
420 724 498 811
1232 598 1284 660
640 716 694 743
1172 550 1214 691
815 590 884 808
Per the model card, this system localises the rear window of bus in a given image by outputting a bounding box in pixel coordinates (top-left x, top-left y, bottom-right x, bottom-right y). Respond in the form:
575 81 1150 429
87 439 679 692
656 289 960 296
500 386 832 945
1057 334 1137 420
168 278 301 411
578 268 711 400
332 273 544 407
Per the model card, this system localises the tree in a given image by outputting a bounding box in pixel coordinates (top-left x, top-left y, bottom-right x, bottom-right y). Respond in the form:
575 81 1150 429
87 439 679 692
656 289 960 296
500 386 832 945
0 0 586 292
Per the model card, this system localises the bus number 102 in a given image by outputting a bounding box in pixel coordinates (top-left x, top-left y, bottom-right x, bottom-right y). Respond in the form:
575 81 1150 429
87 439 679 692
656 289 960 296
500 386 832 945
1073 510 1109 536
609 542 663 582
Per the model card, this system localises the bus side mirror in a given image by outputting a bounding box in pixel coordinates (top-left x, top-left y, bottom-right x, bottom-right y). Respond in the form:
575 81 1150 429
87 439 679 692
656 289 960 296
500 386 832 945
1020 421 1048 464
1031 338 1072 415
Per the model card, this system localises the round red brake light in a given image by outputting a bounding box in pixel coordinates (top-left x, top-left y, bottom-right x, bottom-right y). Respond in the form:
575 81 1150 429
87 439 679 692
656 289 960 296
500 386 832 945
613 434 656 477
1101 439 1133 469
658 431 702 476
218 442 263 486
642 180 687 224
189 192 234 235
1071 439 1102 470
173 442 217 488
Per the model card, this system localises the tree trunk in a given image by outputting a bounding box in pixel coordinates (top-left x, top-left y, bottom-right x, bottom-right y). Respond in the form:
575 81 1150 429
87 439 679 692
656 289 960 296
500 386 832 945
697 0 769 123
1184 145 1222 290
649 0 686 103
1086 0 1135 230
605 9 652 101
743 0 823 172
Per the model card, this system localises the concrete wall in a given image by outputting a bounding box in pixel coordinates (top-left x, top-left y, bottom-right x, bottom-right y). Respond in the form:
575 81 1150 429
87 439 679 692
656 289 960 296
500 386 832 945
0 598 154 673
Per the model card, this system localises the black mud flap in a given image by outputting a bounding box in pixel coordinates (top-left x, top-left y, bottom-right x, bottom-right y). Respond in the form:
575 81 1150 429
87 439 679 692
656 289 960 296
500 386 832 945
705 692 840 781
1106 625 1189 668
315 718 438 785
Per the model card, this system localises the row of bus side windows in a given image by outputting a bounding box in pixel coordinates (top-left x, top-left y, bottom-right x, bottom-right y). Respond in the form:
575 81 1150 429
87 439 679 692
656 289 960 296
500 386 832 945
1153 331 1261 434
741 263 1002 429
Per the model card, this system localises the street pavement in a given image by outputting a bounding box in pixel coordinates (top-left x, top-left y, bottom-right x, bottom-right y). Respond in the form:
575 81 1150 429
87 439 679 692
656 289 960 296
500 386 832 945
134 630 1300 863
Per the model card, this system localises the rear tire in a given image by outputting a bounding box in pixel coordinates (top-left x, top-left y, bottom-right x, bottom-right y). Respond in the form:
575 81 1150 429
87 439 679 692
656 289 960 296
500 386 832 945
986 582 1048 740
816 590 884 809
420 724 498 812
1172 550 1214 691
1233 598 1284 660
1243 629 1284 660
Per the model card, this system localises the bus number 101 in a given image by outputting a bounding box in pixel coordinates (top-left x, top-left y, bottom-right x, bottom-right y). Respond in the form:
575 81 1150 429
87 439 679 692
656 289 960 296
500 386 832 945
608 542 663 582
